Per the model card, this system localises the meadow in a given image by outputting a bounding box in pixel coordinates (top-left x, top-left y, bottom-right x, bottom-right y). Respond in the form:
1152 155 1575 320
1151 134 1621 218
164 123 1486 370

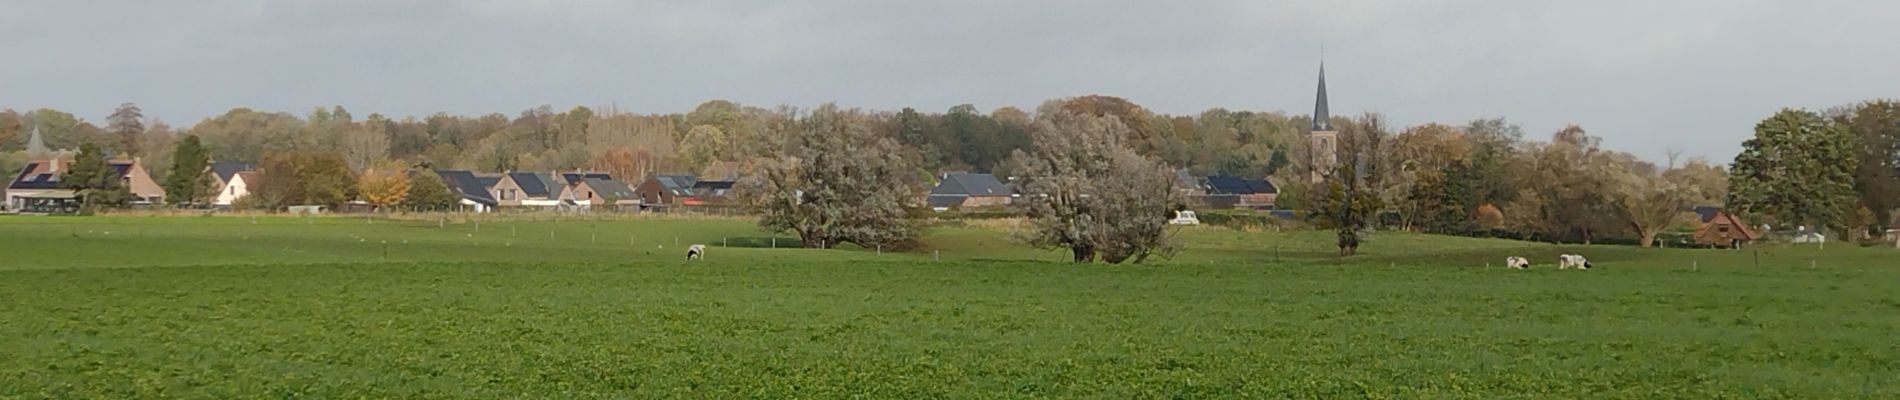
2 214 1898 398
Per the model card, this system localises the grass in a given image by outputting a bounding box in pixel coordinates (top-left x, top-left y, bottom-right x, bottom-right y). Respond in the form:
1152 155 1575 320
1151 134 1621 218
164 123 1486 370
2 214 1898 398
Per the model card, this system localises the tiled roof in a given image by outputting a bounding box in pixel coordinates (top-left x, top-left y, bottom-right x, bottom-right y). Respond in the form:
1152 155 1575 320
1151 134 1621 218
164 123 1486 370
931 173 1010 197
436 169 498 206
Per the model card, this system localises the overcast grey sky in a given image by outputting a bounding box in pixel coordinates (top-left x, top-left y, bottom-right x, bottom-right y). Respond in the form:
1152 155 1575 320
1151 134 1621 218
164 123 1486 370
3 0 1896 161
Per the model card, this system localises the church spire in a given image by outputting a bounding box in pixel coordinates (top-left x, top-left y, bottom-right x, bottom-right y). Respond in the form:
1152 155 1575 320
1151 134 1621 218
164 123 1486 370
25 125 48 158
1312 62 1331 132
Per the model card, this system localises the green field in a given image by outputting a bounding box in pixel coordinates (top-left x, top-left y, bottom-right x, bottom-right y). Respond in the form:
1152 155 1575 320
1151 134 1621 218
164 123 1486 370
2 215 1898 398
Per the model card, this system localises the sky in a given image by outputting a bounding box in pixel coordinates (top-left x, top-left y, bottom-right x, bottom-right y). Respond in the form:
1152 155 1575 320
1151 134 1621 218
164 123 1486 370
3 0 1897 162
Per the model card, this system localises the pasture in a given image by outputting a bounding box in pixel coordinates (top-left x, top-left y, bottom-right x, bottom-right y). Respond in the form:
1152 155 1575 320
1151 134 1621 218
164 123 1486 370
2 215 1898 398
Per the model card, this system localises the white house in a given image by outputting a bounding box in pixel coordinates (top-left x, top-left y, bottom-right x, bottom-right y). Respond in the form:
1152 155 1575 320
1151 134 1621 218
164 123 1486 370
214 171 260 206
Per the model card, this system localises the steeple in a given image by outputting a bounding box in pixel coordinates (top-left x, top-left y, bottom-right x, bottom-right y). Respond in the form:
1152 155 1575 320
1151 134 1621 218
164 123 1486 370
1312 62 1331 132
25 125 48 158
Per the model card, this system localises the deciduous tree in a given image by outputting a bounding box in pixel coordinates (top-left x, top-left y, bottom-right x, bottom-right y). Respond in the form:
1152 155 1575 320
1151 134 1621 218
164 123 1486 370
1729 109 1860 233
740 104 921 249
1011 105 1179 263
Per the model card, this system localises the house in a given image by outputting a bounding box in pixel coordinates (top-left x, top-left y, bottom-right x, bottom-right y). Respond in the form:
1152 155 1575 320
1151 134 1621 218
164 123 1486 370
572 177 639 207
1693 210 1758 248
491 171 567 207
927 172 1012 212
6 158 165 212
214 172 261 207
635 174 699 209
435 169 498 212
210 161 259 206
685 180 736 205
1202 175 1278 209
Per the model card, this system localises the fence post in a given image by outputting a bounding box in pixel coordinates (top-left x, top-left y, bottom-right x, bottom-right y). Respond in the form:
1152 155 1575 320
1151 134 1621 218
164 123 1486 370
934 250 940 262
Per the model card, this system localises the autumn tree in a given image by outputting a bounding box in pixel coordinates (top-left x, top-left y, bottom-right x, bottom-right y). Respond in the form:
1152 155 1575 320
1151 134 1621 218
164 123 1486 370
1011 105 1180 263
161 135 214 206
356 161 412 210
740 104 921 249
107 103 145 155
1729 109 1860 233
677 125 727 171
252 152 358 210
402 169 458 211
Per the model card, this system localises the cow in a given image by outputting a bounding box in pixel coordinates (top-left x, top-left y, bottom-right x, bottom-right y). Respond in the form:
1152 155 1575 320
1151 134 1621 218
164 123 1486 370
1558 254 1592 270
1505 256 1531 269
686 244 706 260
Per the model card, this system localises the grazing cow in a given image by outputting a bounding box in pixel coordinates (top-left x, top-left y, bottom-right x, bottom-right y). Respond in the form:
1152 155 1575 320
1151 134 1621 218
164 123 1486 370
686 244 706 260
1558 254 1592 270
1505 256 1531 269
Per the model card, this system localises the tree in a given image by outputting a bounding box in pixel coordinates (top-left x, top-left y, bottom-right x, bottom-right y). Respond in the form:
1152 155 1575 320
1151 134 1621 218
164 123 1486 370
1011 105 1180 263
61 143 129 210
1514 125 1621 243
1839 100 1900 233
1729 109 1861 233
1610 157 1696 248
107 103 145 155
162 135 214 206
678 125 727 171
739 104 920 249
356 161 412 210
340 116 389 171
403 170 458 211
251 152 358 210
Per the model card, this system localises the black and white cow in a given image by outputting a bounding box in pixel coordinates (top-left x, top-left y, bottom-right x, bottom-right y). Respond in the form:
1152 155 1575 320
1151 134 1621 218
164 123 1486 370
1558 254 1592 270
686 244 706 260
1505 256 1531 269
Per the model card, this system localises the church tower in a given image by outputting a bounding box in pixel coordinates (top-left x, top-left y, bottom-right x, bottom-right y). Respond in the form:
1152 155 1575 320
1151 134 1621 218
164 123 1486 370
1309 63 1338 182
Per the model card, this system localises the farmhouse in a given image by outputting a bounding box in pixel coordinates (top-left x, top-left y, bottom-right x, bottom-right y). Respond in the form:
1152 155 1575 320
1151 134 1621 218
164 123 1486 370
435 169 499 212
6 158 165 212
210 161 259 206
491 171 567 207
927 172 1012 212
1201 175 1278 209
685 179 735 205
635 175 699 210
1693 208 1758 248
573 177 640 208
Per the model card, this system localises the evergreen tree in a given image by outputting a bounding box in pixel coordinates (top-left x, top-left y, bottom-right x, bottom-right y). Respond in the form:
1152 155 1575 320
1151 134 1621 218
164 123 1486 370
162 135 213 206
61 143 129 210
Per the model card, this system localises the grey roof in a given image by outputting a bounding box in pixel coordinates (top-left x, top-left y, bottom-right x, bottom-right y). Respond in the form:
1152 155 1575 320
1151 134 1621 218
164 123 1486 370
584 177 637 201
476 174 503 189
436 169 498 206
1693 206 1723 223
927 195 967 208
561 172 612 185
1205 175 1276 195
507 172 562 198
653 174 698 196
211 161 256 183
931 173 1010 197
691 180 734 197
1312 63 1331 132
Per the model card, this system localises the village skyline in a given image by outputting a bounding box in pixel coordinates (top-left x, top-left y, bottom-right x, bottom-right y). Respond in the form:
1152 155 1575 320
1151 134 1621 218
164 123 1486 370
6 1 1899 163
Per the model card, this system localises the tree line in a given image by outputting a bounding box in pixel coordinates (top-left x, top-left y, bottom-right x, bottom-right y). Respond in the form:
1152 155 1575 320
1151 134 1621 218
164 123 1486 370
3 97 1896 260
